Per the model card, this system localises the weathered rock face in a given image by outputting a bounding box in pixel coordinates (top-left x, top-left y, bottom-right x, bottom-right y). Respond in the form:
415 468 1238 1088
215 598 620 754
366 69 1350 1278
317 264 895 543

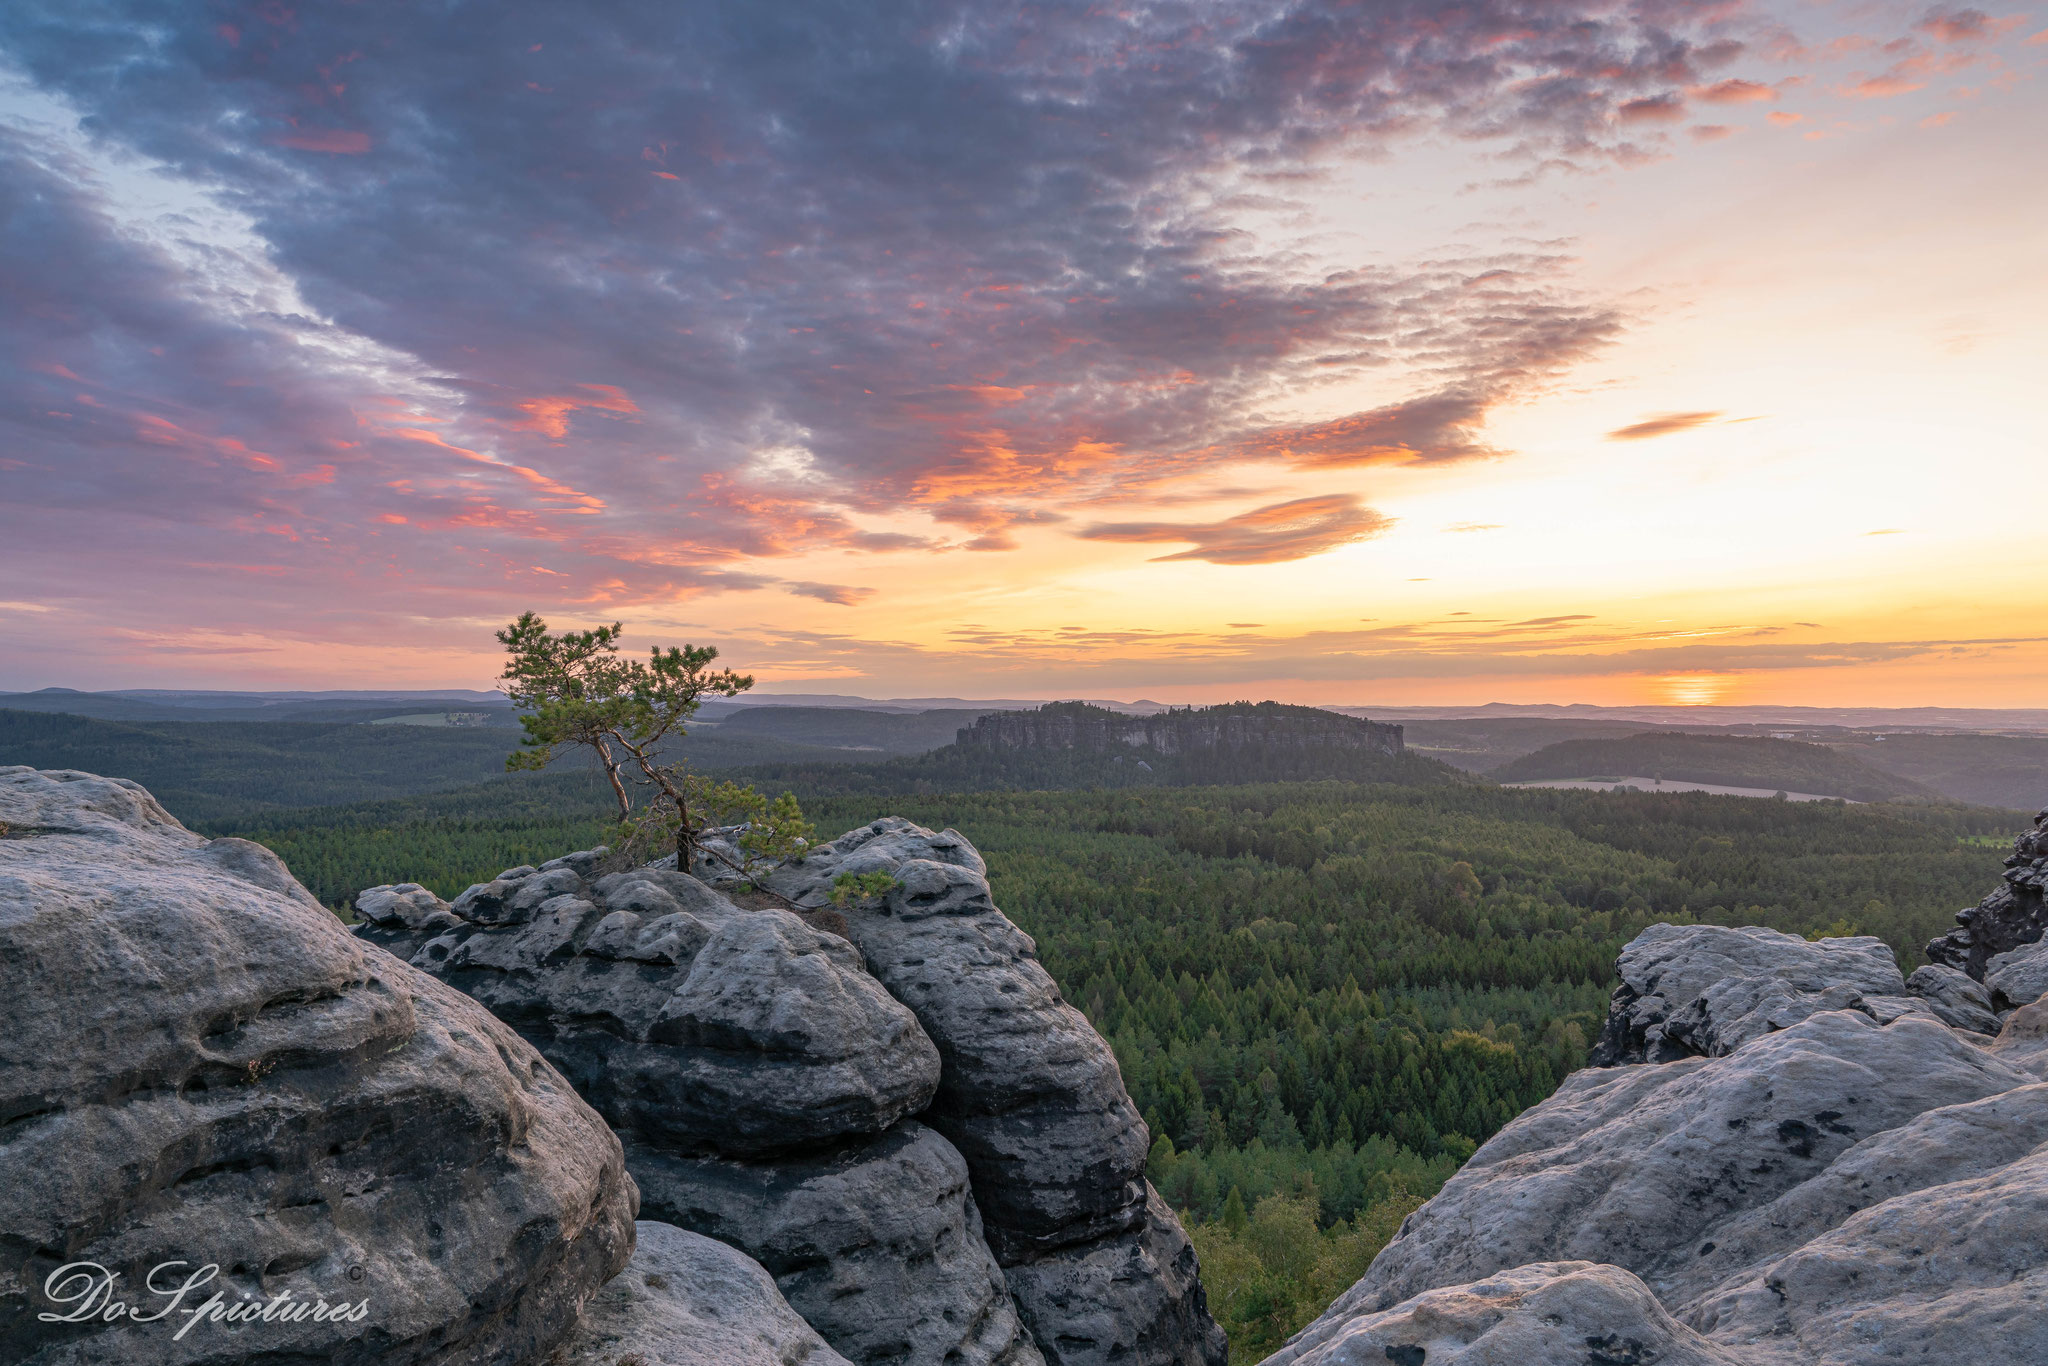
559 1221 852 1366
710 819 1154 1261
1905 962 2002 1034
360 821 1221 1366
1264 1262 1745 1366
355 862 940 1159
1277 914 2048 1366
1985 940 2048 1011
1000 1188 1230 1366
1345 1009 2030 1317
357 855 1030 1366
669 818 1218 1366
625 1121 1040 1366
1586 922 1925 1065
1927 806 2048 978
0 767 635 1366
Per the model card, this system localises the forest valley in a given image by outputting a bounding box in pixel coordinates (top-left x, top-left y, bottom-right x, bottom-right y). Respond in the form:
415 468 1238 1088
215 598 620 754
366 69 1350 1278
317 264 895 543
191 773 2020 1356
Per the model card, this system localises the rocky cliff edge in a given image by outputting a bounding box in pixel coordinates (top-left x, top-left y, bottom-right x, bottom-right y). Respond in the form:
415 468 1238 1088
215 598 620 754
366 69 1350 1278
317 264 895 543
1264 808 2048 1366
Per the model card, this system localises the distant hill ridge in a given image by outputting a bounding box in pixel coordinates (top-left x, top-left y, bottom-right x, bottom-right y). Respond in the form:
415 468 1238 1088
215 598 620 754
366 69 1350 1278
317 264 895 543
958 700 1405 757
1494 731 1937 803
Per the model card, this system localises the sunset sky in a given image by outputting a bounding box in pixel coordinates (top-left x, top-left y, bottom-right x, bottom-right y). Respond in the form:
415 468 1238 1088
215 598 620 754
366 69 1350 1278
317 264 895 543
2 1 2043 705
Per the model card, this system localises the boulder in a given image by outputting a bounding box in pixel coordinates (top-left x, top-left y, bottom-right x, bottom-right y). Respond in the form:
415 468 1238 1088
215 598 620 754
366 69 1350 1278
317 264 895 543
353 881 462 940
556 1221 851 1366
0 767 634 1366
623 1122 1042 1366
1985 940 2048 1011
999 1187 1229 1366
1587 923 1923 1065
1926 807 2048 978
1262 1262 1744 1366
353 863 939 1159
1905 962 2002 1034
1331 1009 2030 1319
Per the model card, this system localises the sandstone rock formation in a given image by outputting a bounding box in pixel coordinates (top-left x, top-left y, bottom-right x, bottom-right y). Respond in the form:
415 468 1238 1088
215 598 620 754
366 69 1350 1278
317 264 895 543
356 859 1019 1366
1927 805 2048 978
359 818 1224 1366
1985 940 2048 1011
720 821 1151 1259
625 1122 1037 1366
1267 1262 1743 1366
1274 912 2048 1366
355 862 940 1159
0 767 635 1366
1586 922 1928 1065
558 1222 851 1366
1904 962 2001 1034
695 818 1227 1366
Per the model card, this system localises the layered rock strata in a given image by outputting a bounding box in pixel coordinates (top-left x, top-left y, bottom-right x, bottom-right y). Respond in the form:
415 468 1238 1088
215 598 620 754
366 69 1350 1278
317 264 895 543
356 857 1026 1366
0 767 635 1366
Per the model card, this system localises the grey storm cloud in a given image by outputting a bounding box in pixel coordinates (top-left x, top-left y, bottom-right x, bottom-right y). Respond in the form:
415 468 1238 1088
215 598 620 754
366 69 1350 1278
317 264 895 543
0 0 1765 631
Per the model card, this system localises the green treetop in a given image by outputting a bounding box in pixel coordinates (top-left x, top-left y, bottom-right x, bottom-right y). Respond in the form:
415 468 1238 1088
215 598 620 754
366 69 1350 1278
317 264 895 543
495 612 811 877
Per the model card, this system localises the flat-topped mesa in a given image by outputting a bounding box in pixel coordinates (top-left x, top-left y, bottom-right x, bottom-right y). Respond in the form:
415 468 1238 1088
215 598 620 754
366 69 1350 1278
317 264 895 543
956 700 1403 758
0 768 635 1366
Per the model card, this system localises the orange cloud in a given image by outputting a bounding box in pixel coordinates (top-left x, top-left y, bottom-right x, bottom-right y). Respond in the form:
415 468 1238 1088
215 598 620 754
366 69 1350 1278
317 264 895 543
1607 411 1722 440
389 427 606 511
1617 95 1686 124
1915 8 2008 43
1240 390 1495 468
1692 79 1776 104
1768 111 1805 126
509 383 640 438
1078 494 1393 565
1845 73 1927 98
